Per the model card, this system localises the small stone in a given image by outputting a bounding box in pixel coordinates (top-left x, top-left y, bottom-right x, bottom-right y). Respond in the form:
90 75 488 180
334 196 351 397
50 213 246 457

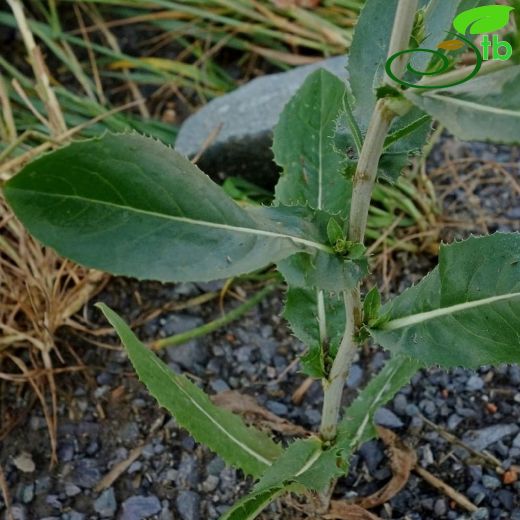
393 394 408 416
482 475 501 489
176 490 201 520
128 461 142 474
65 483 81 497
21 484 34 504
210 379 230 393
374 407 404 428
70 458 101 489
466 375 485 391
463 424 519 451
177 454 200 488
62 512 85 520
497 489 514 509
346 364 363 389
471 509 489 520
359 440 384 473
121 496 161 520
94 488 117 518
207 457 225 476
46 495 61 509
513 432 520 448
433 498 447 516
201 475 219 493
10 506 27 520
303 408 321 426
13 452 35 473
265 400 288 416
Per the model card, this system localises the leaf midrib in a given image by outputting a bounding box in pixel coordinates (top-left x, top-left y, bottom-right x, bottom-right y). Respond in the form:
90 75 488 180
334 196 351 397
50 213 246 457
9 188 332 254
381 291 520 331
150 354 274 468
423 92 520 118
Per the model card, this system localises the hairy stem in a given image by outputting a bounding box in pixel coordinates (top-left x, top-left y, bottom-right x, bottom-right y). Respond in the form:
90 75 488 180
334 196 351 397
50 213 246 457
319 0 419 443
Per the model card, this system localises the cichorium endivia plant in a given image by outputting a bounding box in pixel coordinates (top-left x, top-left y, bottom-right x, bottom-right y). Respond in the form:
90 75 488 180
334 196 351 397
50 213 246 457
4 0 520 517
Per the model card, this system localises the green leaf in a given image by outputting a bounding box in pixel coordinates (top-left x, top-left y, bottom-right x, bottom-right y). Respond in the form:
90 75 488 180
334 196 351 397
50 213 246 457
256 437 343 493
96 303 282 477
300 345 326 379
363 287 382 324
273 69 352 217
284 288 346 350
405 66 520 145
220 438 343 520
327 217 345 246
218 488 286 520
371 234 520 368
336 355 422 465
453 5 514 34
4 134 333 283
348 0 400 130
278 251 368 293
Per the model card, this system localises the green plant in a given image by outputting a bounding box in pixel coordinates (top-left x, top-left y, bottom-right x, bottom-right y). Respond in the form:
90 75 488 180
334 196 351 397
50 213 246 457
3 0 520 517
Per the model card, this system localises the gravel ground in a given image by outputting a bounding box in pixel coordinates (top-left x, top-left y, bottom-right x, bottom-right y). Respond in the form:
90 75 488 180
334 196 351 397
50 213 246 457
0 137 519 520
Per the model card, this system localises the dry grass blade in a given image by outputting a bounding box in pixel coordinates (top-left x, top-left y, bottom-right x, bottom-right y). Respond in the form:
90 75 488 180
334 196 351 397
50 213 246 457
212 390 308 436
0 197 105 462
325 502 383 520
352 427 417 509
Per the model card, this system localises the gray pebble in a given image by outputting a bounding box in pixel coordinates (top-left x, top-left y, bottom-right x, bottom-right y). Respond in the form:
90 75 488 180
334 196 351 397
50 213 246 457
471 509 489 520
463 424 519 451
121 496 161 520
70 458 101 489
65 483 81 497
346 364 363 389
94 488 117 518
21 484 34 504
177 453 200 488
482 475 501 490
434 498 447 516
374 407 404 428
10 505 27 520
176 490 201 520
265 400 288 416
466 375 485 391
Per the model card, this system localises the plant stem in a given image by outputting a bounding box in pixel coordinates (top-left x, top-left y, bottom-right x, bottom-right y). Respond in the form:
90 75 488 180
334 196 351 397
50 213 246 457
151 283 277 350
319 0 419 443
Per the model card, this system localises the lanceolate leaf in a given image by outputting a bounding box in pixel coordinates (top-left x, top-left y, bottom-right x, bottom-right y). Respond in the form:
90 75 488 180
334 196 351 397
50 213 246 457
336 356 422 462
371 234 520 368
406 66 520 145
96 303 282 477
219 438 342 520
273 69 352 217
4 134 333 283
218 488 286 520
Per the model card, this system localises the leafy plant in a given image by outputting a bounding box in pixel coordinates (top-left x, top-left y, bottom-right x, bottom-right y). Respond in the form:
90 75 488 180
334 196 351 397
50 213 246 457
3 0 520 517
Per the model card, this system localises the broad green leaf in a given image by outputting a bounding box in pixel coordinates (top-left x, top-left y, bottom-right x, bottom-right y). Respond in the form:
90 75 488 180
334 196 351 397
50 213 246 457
4 134 333 283
284 288 346 353
453 5 514 34
278 250 368 293
405 66 520 144
96 303 282 477
336 355 422 465
273 69 352 217
371 234 520 368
